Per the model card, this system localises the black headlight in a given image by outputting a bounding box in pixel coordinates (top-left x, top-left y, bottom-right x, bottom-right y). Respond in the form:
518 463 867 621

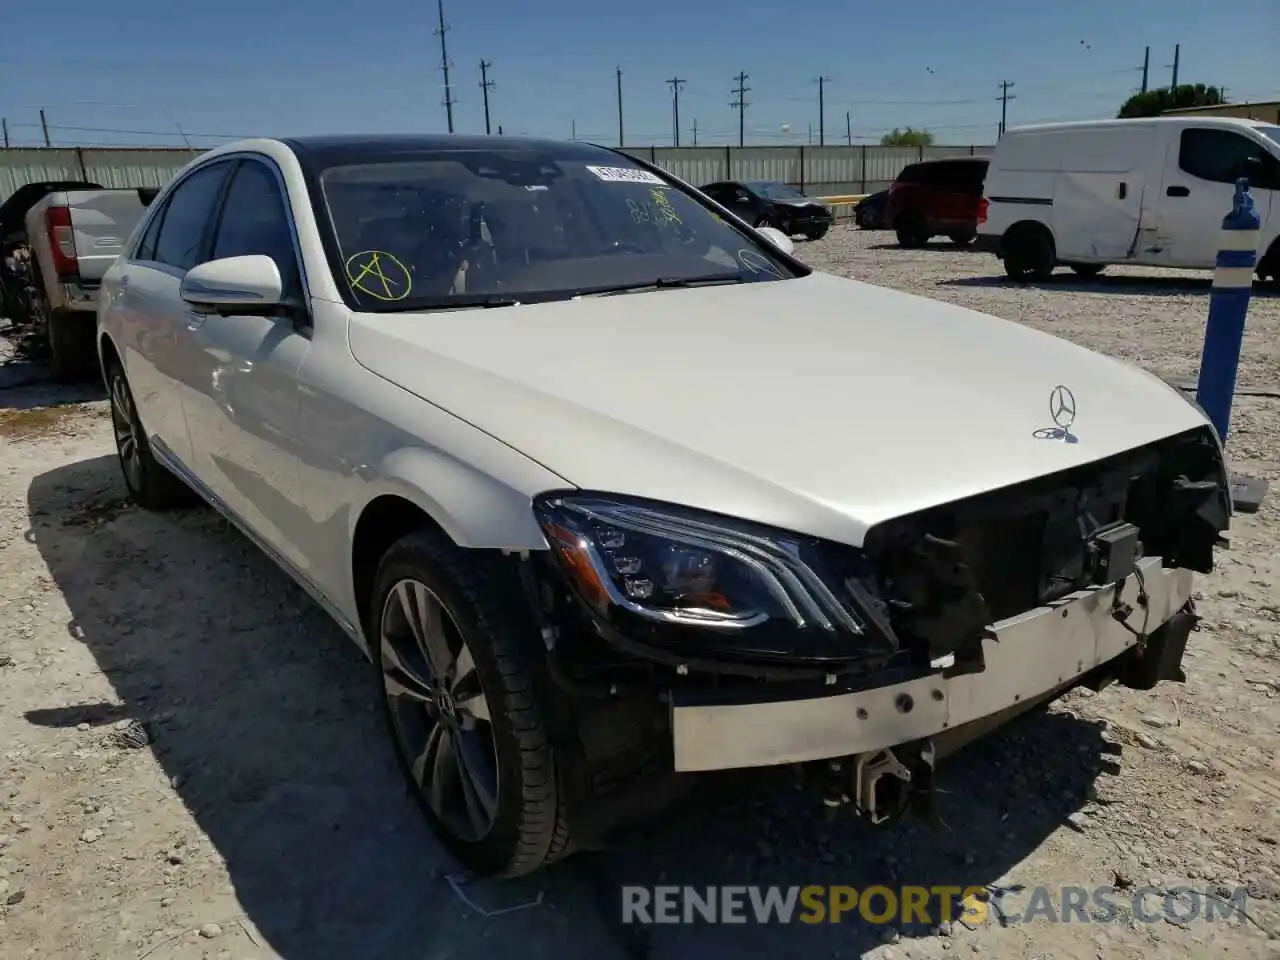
533 493 898 665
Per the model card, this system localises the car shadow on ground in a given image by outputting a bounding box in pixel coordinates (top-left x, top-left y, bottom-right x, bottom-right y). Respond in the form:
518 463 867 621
867 241 981 252
0 353 106 412
25 453 1119 960
941 273 1280 299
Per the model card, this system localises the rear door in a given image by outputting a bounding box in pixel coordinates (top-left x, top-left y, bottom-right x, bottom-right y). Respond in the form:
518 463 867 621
114 160 236 470
929 160 987 232
1156 126 1278 267
66 190 149 281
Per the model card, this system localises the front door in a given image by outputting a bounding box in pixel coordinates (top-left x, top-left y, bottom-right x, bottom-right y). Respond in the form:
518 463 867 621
177 157 313 572
1155 126 1278 268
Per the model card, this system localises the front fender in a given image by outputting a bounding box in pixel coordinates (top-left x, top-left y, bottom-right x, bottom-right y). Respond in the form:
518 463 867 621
350 444 560 552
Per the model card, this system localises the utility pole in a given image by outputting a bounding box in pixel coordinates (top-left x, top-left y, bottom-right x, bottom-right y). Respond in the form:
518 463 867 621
996 80 1016 136
816 76 831 146
692 118 698 146
731 72 750 147
571 119 576 140
666 76 685 147
845 110 852 146
435 0 456 133
39 109 50 147
1140 45 1150 93
616 67 624 147
479 60 494 134
2 118 8 149
1169 43 1180 90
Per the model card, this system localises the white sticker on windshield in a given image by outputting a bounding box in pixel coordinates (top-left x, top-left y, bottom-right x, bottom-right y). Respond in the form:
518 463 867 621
585 164 666 185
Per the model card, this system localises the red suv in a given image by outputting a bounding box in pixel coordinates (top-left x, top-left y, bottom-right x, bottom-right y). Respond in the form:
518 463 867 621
885 157 990 248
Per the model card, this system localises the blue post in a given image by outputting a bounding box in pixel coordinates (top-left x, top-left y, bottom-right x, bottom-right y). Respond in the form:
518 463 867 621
1196 178 1260 442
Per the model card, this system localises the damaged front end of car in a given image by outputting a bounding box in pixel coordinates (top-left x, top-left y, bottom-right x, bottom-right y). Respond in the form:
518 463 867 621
513 424 1231 847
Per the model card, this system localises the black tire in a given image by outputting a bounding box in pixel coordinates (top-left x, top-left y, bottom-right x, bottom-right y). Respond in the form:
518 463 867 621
895 212 928 249
46 309 99 383
949 232 975 246
752 214 774 230
1003 228 1055 281
1258 245 1279 292
369 529 571 877
1070 264 1105 278
106 362 195 510
804 225 830 241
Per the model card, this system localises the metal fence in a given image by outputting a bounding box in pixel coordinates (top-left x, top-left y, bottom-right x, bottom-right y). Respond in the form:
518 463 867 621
0 144 993 205
621 144 993 196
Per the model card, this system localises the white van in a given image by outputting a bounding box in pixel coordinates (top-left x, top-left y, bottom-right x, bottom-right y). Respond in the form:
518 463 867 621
976 117 1280 286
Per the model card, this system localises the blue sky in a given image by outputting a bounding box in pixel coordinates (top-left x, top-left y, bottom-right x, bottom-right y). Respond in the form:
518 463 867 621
1 0 1276 150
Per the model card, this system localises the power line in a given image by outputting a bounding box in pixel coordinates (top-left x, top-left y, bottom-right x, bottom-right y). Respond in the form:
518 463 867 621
435 0 456 134
479 60 494 135
816 76 831 146
996 80 1016 136
666 76 684 147
730 71 750 148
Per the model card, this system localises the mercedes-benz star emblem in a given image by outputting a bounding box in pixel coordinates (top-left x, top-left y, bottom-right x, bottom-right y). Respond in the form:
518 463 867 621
1049 384 1077 430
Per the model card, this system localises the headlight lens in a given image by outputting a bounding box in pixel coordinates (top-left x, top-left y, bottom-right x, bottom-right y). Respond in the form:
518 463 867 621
534 495 896 662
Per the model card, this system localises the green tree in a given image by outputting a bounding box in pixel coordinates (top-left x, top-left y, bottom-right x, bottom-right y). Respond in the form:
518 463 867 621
880 127 934 147
1118 84 1227 118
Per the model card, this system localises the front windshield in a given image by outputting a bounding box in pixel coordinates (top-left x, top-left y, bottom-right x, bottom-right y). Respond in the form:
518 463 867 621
748 181 805 200
318 150 795 311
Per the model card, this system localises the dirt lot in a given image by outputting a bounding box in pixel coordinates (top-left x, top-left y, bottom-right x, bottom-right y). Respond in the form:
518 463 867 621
2 226 1279 960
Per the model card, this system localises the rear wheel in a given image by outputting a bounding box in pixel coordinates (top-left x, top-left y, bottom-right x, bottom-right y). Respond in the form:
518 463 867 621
895 212 928 248
1003 227 1055 281
1070 264 1105 278
371 530 572 877
1258 243 1279 292
106 362 195 509
45 309 99 383
804 225 830 241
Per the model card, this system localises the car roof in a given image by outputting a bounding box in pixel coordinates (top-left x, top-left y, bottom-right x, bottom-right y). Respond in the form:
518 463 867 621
1004 116 1271 135
281 133 623 164
903 156 991 167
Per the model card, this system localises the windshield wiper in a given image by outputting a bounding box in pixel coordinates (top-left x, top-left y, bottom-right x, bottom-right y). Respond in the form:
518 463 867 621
582 274 747 297
376 294 520 312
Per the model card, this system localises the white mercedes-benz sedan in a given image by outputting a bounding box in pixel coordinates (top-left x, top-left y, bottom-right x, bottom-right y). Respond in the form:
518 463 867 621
97 134 1232 877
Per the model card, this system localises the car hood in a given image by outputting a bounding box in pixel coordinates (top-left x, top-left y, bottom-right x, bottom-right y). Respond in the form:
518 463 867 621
346 272 1207 546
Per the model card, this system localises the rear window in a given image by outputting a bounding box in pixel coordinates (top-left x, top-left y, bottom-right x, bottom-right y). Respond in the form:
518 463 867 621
896 160 987 189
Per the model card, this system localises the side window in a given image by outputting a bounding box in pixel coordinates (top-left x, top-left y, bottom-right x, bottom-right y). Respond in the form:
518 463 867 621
731 186 752 203
153 162 233 271
896 164 923 184
133 199 168 261
210 160 301 295
1178 129 1269 184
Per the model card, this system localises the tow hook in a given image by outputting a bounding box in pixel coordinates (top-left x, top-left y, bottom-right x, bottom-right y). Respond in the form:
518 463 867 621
821 740 942 828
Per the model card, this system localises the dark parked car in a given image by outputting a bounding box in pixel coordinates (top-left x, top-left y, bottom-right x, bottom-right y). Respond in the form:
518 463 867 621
699 180 834 240
884 157 989 248
854 189 889 229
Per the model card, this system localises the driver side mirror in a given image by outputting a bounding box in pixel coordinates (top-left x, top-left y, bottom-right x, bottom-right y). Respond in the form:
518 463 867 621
755 226 795 256
181 255 284 313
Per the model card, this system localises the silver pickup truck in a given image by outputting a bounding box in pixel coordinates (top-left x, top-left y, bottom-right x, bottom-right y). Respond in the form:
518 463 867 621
1 182 156 380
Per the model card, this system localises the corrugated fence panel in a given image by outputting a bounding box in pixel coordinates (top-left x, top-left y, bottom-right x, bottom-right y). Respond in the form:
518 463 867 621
801 147 864 194
730 147 802 186
922 145 985 160
647 147 729 187
0 149 82 201
864 147 921 185
80 148 202 189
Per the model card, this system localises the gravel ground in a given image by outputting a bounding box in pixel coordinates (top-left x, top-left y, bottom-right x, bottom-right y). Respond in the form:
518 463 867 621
2 227 1279 960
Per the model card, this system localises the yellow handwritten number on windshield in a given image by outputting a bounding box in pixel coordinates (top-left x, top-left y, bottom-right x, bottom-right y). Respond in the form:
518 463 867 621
345 250 412 302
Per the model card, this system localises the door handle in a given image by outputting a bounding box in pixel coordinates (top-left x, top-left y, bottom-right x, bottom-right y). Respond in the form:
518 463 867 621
1166 185 1190 197
1118 182 1128 200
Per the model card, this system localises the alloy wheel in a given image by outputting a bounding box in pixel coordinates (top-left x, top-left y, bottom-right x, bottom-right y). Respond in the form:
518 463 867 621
109 372 143 493
379 579 499 843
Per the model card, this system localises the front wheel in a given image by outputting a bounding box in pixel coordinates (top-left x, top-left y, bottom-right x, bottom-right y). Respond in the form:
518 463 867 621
804 225 830 241
753 214 774 230
371 531 572 877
